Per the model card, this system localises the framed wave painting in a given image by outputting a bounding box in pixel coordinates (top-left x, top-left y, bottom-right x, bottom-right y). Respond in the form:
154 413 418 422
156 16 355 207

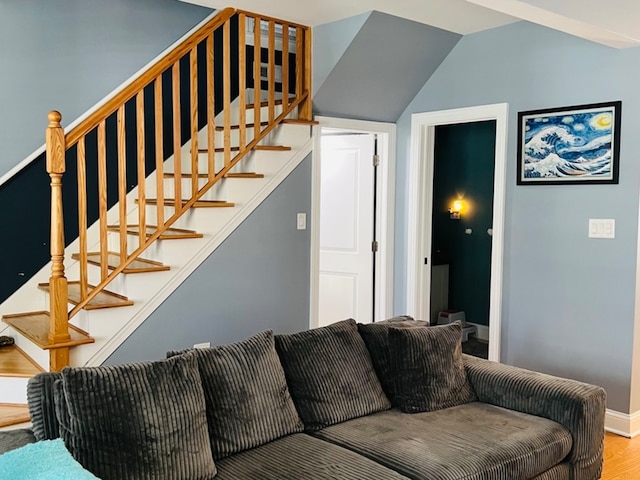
517 101 621 185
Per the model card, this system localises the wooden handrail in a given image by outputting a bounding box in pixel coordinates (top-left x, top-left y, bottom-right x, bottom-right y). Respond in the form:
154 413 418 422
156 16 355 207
45 8 313 361
65 7 236 148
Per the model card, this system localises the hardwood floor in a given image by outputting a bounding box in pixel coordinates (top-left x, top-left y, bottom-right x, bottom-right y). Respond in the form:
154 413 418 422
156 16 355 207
603 432 640 479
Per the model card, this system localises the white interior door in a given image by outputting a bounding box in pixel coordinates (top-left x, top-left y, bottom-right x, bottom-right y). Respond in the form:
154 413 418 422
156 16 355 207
318 133 375 327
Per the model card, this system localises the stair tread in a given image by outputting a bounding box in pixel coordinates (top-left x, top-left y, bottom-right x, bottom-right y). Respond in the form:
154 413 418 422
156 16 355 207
225 172 265 179
38 282 133 310
197 145 290 154
246 97 295 109
0 345 43 378
72 252 170 274
215 121 269 131
2 311 94 350
282 118 320 125
253 145 292 151
142 199 235 208
107 225 203 240
0 404 31 428
164 172 264 179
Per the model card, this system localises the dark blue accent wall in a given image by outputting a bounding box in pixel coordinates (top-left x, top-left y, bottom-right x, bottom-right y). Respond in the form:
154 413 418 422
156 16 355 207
431 121 496 327
0 0 212 304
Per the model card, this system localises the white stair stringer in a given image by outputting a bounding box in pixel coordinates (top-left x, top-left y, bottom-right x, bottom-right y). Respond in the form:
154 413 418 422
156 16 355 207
72 134 312 368
0 120 312 404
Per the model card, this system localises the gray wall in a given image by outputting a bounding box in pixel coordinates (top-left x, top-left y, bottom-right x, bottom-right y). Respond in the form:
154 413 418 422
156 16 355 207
394 22 640 413
106 155 312 364
0 0 211 178
313 11 461 122
313 12 371 96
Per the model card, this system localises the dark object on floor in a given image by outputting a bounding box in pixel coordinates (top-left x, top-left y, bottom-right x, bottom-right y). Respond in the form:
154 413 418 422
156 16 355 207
0 336 15 348
462 337 488 359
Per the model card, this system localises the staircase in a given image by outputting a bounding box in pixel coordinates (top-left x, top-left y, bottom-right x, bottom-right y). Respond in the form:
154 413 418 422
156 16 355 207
0 8 315 421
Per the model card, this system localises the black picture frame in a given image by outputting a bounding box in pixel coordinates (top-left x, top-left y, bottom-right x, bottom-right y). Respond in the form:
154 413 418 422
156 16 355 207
516 101 621 185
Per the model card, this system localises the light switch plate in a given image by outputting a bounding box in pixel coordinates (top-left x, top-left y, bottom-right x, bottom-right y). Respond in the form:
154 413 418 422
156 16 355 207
588 219 615 239
297 213 306 230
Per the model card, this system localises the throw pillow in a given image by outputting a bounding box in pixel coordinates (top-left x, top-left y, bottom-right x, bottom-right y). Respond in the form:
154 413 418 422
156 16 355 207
57 354 216 480
189 330 303 459
358 319 429 403
0 438 99 480
389 322 477 413
26 371 62 441
275 319 391 431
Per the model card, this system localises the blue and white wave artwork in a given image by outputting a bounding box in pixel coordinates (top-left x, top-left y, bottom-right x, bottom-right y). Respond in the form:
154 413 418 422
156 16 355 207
522 108 615 180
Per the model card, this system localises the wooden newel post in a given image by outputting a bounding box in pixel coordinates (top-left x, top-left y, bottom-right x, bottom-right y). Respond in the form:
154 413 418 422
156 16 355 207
46 111 71 371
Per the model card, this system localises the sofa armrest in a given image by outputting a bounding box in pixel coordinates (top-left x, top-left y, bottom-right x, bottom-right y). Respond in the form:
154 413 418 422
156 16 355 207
0 428 36 455
462 354 605 480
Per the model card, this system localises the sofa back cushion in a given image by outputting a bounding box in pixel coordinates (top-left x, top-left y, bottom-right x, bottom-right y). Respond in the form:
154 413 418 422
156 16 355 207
57 354 216 480
275 319 391 431
187 330 303 459
358 319 429 403
390 322 477 413
26 371 62 441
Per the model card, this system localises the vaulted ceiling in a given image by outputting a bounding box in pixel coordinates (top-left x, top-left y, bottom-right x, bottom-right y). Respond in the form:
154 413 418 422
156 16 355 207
180 0 640 48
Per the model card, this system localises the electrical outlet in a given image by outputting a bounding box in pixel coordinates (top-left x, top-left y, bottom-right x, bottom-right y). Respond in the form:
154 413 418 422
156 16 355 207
193 342 211 349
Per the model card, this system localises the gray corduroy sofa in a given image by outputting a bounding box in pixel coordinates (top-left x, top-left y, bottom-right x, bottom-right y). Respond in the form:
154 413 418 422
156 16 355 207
0 318 606 480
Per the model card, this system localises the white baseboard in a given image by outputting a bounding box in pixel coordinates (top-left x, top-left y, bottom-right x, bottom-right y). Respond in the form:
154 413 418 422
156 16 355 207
468 322 489 342
605 409 640 438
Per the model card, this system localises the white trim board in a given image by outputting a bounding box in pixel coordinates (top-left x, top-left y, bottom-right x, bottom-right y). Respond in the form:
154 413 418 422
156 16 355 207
406 103 508 363
0 10 220 187
605 409 640 438
310 116 396 328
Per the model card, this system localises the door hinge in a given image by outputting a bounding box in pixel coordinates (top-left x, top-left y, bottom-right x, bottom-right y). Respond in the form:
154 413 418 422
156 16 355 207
372 240 379 252
373 154 380 167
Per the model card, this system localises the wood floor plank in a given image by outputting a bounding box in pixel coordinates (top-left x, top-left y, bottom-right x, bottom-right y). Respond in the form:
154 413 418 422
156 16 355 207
602 431 640 479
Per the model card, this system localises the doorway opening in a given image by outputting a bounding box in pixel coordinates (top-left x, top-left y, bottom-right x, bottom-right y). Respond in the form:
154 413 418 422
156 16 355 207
406 104 508 361
310 117 396 328
430 121 497 359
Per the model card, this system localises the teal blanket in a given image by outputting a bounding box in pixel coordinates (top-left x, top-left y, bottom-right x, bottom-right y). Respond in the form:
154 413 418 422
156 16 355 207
0 438 99 479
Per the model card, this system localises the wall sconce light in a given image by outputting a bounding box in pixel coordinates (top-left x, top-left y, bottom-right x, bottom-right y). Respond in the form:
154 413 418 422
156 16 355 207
449 200 464 219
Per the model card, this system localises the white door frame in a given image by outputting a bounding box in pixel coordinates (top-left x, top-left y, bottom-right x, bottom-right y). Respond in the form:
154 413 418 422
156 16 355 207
310 116 396 328
406 103 508 362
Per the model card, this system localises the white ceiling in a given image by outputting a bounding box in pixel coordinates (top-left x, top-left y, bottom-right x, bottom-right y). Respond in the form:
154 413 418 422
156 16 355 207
181 0 640 48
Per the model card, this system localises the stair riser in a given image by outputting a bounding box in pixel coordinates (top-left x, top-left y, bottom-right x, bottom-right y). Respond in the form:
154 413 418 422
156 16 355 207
0 377 29 404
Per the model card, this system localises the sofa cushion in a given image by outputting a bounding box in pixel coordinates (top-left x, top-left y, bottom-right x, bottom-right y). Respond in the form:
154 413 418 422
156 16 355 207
0 429 36 455
26 371 62 441
215 433 409 479
188 330 303 459
390 322 477 412
275 319 391 431
531 464 571 480
358 320 429 403
57 354 216 480
312 403 573 480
